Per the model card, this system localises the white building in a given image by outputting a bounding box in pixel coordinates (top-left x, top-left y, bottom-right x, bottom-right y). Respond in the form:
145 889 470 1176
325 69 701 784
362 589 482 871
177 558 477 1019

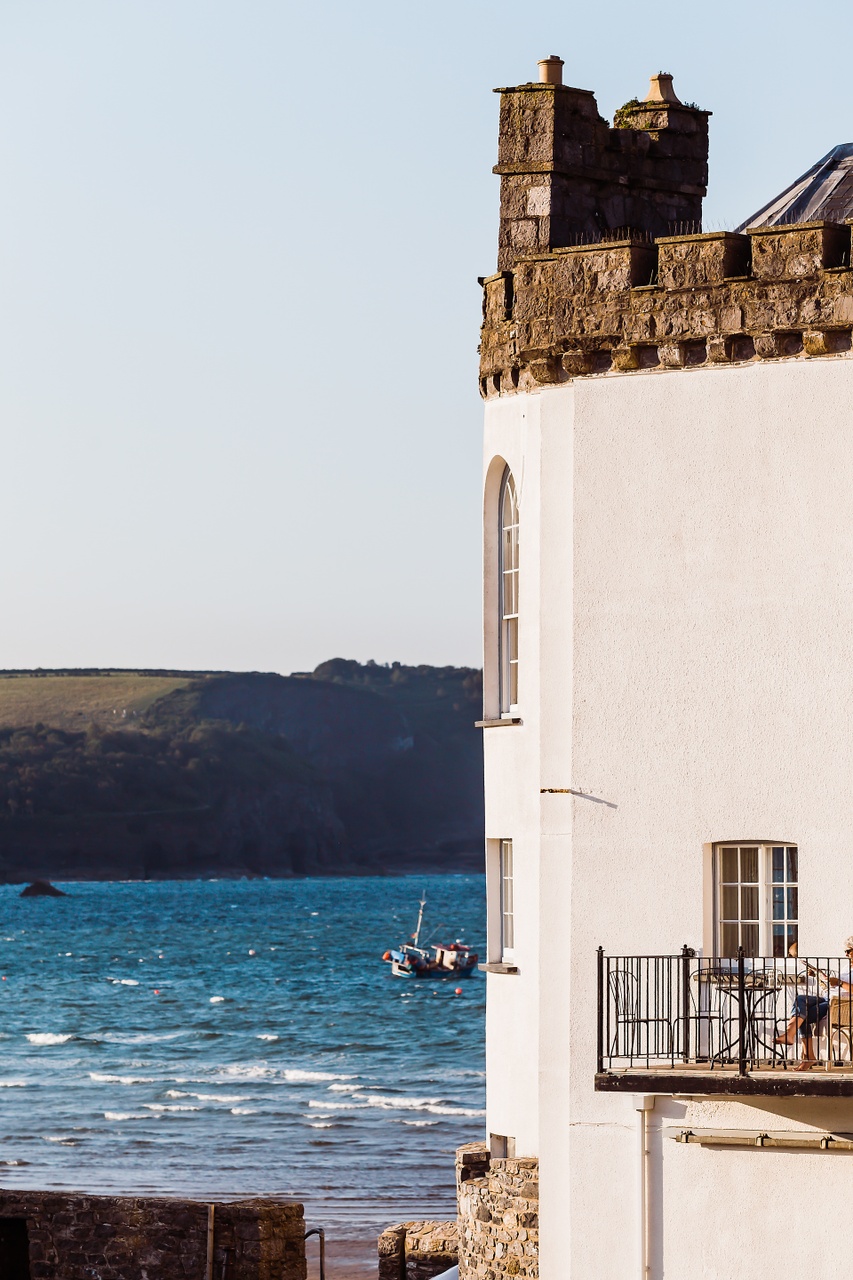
466 56 853 1280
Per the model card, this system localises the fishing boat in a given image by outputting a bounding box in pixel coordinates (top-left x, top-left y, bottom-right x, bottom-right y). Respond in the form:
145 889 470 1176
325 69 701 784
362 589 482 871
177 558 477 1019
382 893 478 979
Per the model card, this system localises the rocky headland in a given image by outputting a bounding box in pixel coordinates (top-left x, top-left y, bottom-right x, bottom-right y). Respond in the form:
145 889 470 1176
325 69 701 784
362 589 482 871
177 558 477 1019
0 661 483 882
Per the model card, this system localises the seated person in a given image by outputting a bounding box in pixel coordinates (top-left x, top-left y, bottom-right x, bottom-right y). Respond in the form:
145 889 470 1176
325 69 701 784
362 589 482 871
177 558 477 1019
774 938 853 1069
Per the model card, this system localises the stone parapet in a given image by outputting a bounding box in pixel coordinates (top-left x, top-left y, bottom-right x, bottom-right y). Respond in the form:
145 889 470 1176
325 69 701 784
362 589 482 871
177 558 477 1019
456 1144 538 1280
479 220 853 396
0 1189 306 1280
493 77 709 271
377 1220 458 1280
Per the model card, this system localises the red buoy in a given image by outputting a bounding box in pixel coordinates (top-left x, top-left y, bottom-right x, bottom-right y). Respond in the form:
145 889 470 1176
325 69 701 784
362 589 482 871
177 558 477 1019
455 987 463 995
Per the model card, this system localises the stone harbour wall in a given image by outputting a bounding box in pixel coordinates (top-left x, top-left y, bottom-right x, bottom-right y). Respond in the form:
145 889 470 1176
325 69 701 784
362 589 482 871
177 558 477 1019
456 1145 538 1280
0 1190 306 1280
377 1220 458 1280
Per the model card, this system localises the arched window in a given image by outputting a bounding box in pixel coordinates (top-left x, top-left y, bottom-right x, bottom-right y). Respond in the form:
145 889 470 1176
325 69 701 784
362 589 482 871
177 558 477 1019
499 467 519 714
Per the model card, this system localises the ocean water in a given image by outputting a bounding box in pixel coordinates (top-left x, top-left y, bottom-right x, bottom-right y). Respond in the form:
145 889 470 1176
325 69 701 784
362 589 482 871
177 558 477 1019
0 875 485 1241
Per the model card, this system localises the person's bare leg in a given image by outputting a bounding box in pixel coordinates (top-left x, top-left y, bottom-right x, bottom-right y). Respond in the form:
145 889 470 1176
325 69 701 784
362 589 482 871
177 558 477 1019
795 1034 817 1069
775 1015 800 1046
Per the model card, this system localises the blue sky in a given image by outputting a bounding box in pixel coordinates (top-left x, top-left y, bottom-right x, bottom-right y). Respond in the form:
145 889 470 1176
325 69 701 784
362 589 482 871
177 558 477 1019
0 1 849 673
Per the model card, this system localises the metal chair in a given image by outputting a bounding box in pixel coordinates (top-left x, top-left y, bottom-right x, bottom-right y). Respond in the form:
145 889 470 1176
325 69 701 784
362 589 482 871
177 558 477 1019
827 996 853 1065
608 966 675 1062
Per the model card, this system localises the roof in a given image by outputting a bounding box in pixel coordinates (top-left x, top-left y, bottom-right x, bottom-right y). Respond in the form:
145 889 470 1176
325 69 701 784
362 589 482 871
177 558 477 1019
737 143 853 231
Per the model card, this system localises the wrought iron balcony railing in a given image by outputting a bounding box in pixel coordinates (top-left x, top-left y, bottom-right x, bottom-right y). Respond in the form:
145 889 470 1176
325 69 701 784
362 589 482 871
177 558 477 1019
596 948 853 1080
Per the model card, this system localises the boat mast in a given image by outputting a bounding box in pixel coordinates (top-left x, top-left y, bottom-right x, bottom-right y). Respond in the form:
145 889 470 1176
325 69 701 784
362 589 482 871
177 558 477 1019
412 892 427 948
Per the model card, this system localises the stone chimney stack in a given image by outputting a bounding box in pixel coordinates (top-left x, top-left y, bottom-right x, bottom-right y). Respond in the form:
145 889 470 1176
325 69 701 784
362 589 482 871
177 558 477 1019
494 63 710 271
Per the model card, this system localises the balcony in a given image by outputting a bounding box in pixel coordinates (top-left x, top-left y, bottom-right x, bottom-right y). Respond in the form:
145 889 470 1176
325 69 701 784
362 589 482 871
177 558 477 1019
595 948 853 1096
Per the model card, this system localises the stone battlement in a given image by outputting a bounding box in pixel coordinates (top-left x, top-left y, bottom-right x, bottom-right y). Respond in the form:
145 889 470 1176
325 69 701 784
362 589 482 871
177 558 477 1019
479 220 853 396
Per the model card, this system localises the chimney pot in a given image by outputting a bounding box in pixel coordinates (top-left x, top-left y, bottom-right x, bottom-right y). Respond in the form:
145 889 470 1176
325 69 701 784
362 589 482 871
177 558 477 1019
538 56 564 86
645 72 681 105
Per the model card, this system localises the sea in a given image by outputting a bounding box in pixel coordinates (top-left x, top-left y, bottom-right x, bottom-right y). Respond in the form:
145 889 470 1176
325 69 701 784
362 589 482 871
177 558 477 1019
0 875 485 1272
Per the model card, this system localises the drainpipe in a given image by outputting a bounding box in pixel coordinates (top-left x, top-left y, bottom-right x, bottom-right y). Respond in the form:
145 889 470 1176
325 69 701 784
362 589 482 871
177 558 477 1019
633 1096 655 1280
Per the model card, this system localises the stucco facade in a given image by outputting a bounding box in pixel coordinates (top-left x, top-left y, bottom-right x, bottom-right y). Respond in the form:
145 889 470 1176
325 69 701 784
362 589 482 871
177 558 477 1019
472 56 853 1280
482 357 853 1277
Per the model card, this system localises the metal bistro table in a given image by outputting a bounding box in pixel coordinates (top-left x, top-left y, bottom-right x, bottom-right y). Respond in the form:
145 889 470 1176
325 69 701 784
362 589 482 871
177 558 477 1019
694 962 785 1070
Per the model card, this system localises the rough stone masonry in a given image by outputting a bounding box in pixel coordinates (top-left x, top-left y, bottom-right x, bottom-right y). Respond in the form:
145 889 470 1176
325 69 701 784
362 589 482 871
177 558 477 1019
455 1145 538 1280
480 66 853 398
0 1190 307 1280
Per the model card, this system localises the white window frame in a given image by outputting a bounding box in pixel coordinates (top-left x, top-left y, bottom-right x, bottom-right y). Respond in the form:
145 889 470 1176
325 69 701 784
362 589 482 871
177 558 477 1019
500 838 515 961
498 468 519 716
713 842 798 959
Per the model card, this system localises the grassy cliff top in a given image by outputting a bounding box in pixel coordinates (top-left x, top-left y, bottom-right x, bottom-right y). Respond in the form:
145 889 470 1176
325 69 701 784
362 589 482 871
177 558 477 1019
0 673 199 731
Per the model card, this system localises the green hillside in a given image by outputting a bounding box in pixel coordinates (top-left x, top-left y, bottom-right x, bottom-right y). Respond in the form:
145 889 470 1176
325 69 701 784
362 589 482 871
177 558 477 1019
0 662 484 881
0 672 197 731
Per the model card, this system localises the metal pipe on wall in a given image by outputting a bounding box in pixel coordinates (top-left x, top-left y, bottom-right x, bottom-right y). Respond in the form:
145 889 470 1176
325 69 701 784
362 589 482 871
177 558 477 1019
634 1096 655 1280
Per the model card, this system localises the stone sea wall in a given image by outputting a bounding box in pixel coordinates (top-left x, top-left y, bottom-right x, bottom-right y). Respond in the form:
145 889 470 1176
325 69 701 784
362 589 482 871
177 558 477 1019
377 1220 459 1280
0 1190 306 1280
456 1144 538 1280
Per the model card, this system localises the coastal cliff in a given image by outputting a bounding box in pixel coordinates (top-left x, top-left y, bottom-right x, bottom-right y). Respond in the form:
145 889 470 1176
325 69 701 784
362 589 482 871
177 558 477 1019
0 662 483 881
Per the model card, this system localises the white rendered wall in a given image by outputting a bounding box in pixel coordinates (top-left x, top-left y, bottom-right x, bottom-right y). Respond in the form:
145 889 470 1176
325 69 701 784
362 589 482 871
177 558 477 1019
482 357 853 1278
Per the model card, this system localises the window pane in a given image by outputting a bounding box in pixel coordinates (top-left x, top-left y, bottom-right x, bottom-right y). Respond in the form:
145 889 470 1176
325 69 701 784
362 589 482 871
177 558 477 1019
499 470 519 715
501 841 514 954
503 570 517 617
772 847 784 882
506 618 518 662
740 848 759 882
787 925 798 952
772 887 785 920
720 923 739 958
787 887 798 920
787 847 798 882
721 848 738 882
721 886 739 920
740 886 759 921
772 925 786 958
742 923 759 957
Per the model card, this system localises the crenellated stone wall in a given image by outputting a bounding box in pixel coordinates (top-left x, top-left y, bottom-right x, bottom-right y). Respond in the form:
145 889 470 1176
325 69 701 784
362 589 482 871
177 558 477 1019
455 1145 538 1280
494 78 709 271
480 221 853 395
0 1189 306 1280
377 1220 458 1280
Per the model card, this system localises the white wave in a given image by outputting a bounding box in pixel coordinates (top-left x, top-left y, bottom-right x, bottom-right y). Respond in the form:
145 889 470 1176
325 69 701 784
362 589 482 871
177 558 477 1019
144 1104 201 1113
194 1093 251 1103
309 1122 334 1128
107 978 140 986
308 1095 485 1117
327 1083 362 1093
0 1080 27 1088
210 1065 276 1081
99 1032 183 1044
26 1033 73 1045
89 1073 155 1085
209 996 225 1003
401 1120 439 1127
283 1069 354 1083
231 1107 258 1115
257 1034 279 1041
104 1112 147 1121
43 1136 76 1144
